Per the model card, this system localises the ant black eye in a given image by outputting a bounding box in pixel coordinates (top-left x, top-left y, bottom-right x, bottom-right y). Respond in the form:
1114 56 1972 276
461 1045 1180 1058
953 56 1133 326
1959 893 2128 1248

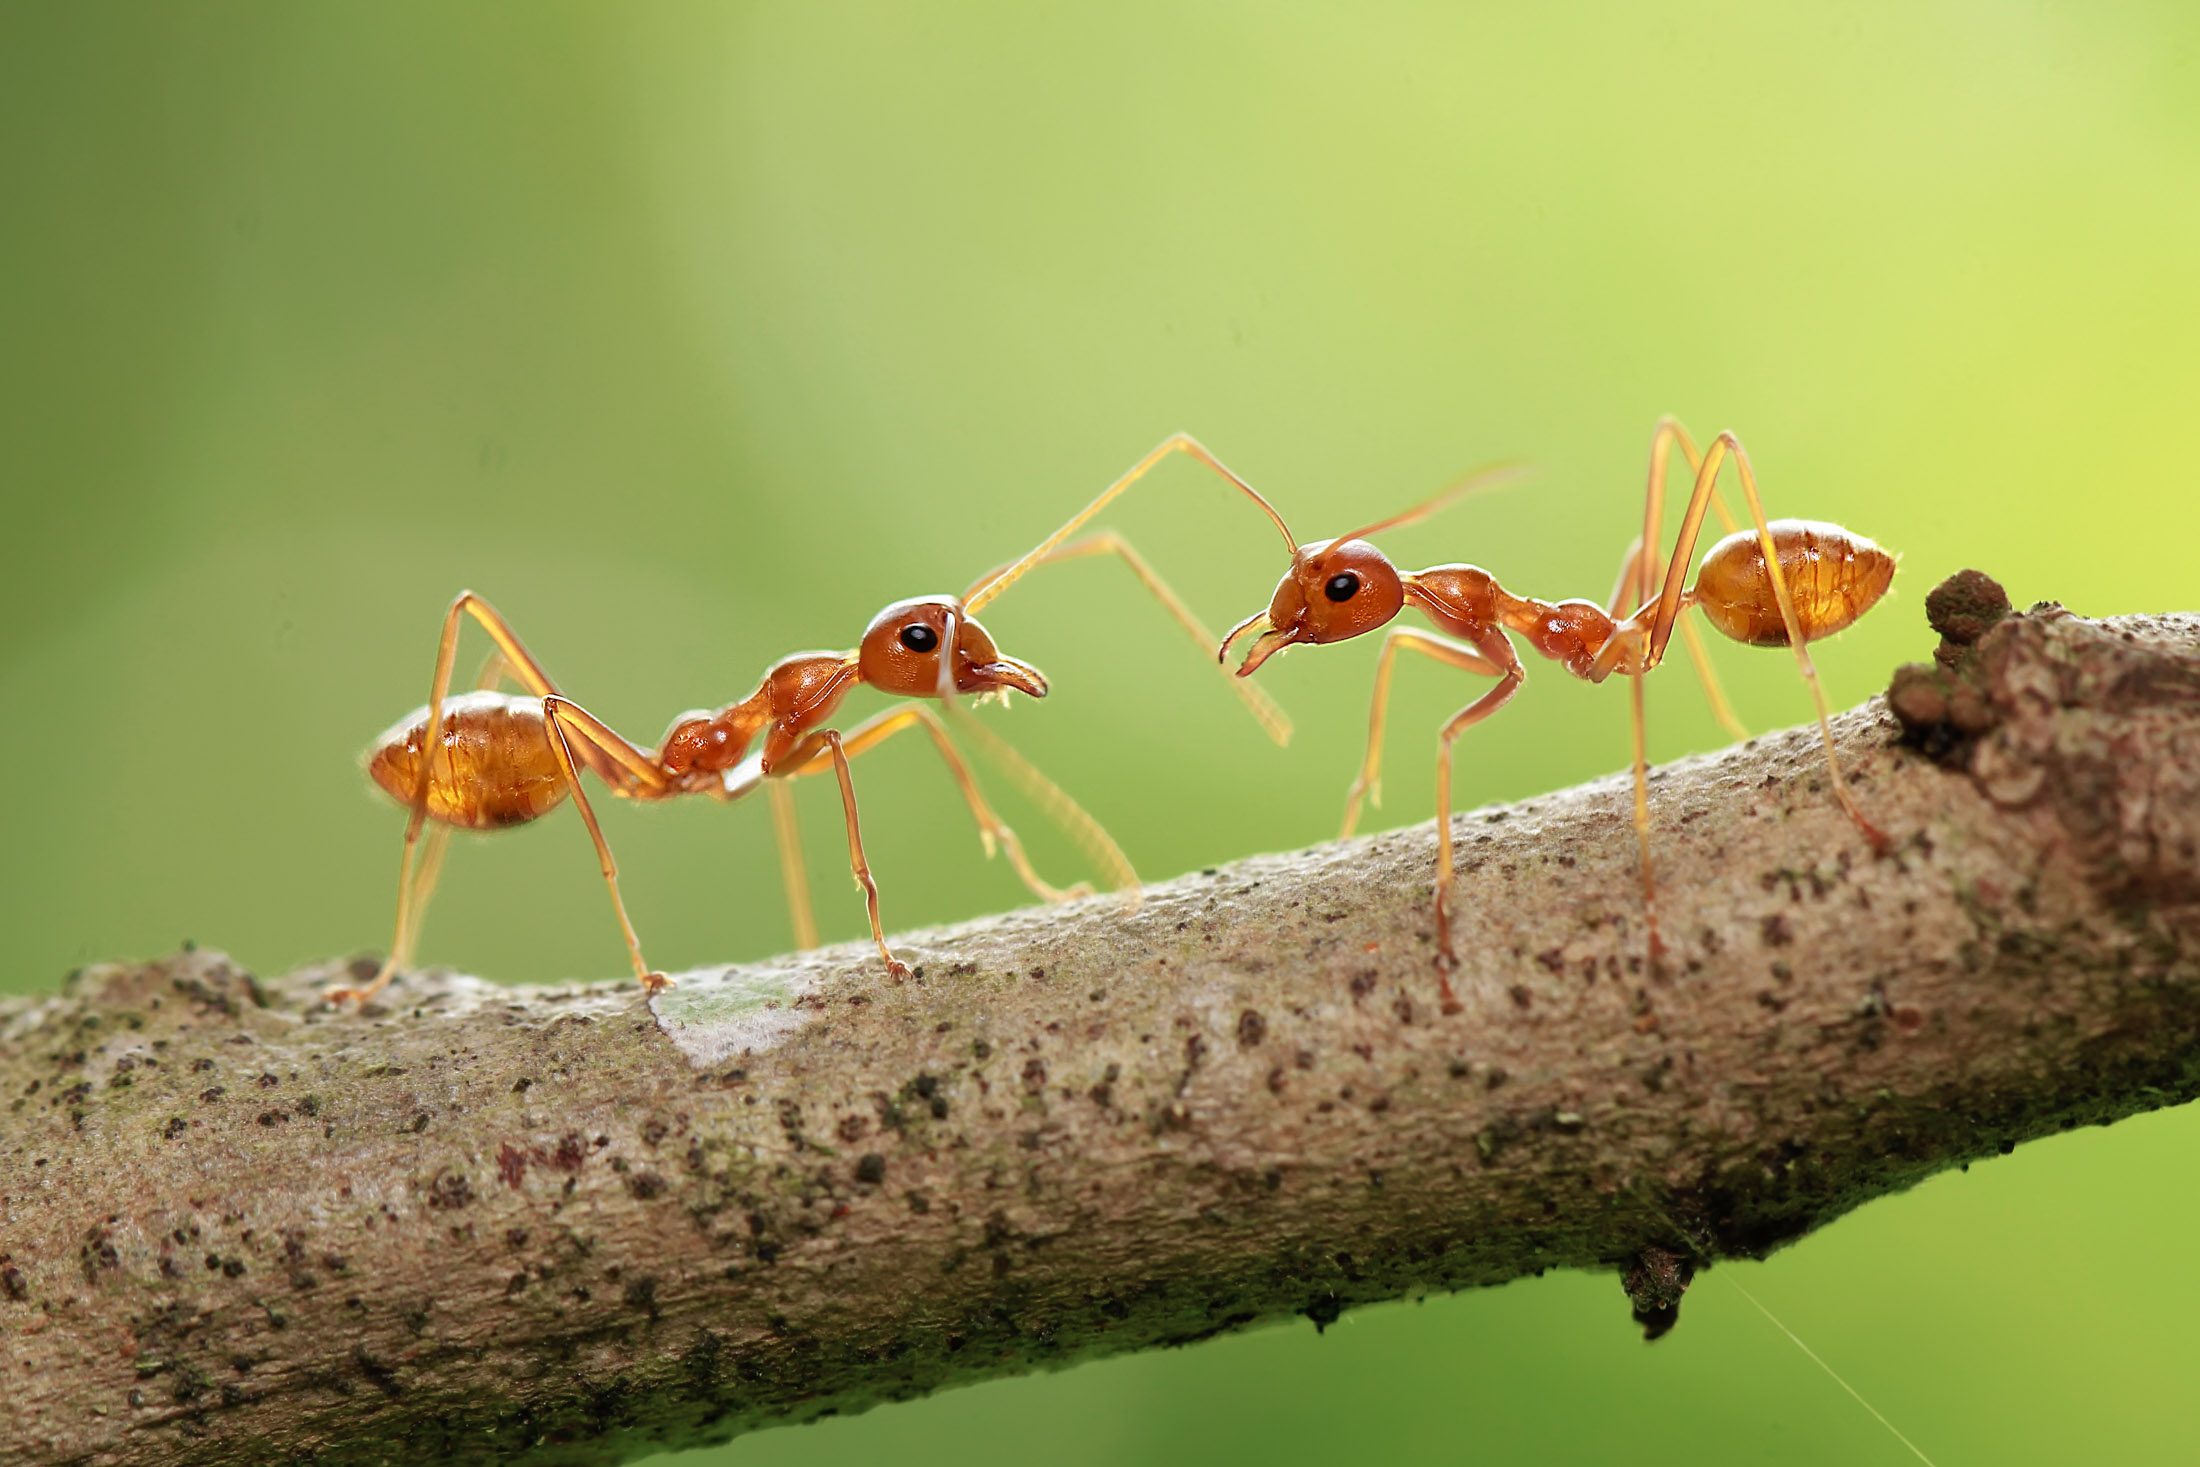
898 623 939 653
1324 571 1360 603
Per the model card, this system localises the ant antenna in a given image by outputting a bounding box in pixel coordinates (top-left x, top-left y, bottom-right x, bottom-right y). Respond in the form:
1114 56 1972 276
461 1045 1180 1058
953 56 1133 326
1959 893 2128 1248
966 434 1299 615
1327 460 1530 551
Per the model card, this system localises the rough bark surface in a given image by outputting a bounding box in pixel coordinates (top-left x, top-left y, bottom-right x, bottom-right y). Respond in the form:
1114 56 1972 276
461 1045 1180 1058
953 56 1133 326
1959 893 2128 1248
5 591 2199 1467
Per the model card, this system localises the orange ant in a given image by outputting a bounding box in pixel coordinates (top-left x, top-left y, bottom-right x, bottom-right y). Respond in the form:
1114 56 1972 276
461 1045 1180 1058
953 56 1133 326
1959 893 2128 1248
1208 419 1894 999
326 436 1298 1006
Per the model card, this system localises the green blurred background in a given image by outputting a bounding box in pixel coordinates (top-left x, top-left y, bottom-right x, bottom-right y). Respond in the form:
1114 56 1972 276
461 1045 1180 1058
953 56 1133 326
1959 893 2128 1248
6 3 2198 1462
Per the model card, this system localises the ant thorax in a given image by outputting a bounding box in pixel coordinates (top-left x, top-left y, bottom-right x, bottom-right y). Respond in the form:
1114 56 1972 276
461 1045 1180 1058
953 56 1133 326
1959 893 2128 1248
1409 566 1625 679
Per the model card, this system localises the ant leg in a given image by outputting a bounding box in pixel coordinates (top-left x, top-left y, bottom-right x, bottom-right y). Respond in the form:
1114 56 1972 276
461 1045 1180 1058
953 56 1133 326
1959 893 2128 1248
1640 434 1888 850
819 731 910 980
923 599 1141 903
541 695 670 995
1626 417 1740 618
1341 628 1503 839
396 821 453 973
1429 638 1526 1008
778 704 1124 905
337 632 544 1004
1606 534 1747 743
1622 638 1666 964
964 530 1293 746
361 593 652 1000
1672 613 1748 741
933 709 1141 906
767 780 821 951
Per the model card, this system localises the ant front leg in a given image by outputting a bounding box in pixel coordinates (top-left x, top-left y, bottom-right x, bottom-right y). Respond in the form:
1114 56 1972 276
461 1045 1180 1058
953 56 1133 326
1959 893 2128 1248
769 728 910 979
1342 628 1504 840
775 704 1130 908
1428 636 1525 1010
820 731 910 980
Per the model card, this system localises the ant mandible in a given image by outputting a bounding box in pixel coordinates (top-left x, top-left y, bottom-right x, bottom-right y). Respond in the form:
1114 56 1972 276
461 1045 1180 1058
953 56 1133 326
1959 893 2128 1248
1208 418 1894 1002
326 436 1298 1005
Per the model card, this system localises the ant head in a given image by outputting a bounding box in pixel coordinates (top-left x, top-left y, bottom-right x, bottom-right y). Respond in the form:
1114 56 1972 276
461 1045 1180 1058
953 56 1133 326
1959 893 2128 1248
1220 539 1406 675
858 596 1049 701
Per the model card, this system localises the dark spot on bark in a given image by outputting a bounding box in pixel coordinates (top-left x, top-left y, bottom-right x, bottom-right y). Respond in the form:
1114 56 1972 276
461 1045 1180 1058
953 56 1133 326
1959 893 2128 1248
256 1072 279 1088
855 1154 887 1184
1021 1058 1047 1088
426 1171 473 1209
353 1347 403 1397
409 1112 430 1133
170 1364 210 1404
162 1116 188 1140
641 1118 670 1147
1349 971 1377 999
497 1145 527 1189
1508 984 1533 1009
200 1087 223 1103
972 1039 992 1060
1761 914 1794 947
626 1172 668 1200
222 1258 247 1278
624 1276 660 1319
1237 1009 1266 1048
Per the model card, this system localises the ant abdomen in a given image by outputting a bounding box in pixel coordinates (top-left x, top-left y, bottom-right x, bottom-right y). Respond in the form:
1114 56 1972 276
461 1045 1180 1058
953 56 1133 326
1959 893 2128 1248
366 690 569 830
1693 519 1896 648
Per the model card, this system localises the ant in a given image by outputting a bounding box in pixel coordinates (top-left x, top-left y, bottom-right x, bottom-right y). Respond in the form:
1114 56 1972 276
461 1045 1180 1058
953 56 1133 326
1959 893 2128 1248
328 435 1299 1005
1205 418 1894 1000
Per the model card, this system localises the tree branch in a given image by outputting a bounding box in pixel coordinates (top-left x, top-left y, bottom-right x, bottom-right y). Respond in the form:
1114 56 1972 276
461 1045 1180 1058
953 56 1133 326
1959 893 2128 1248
6 579 2199 1467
